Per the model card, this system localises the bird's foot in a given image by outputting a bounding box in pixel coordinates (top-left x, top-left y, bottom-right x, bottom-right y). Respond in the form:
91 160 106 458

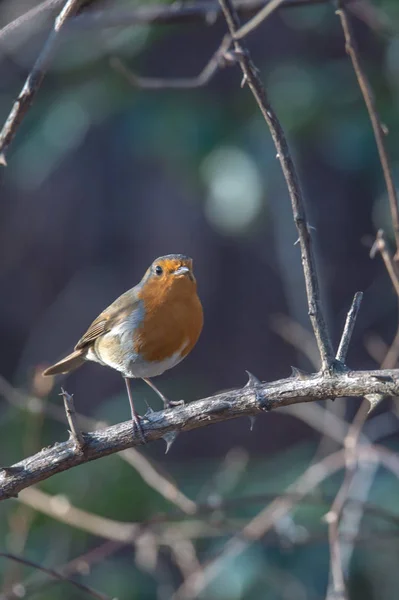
132 415 146 444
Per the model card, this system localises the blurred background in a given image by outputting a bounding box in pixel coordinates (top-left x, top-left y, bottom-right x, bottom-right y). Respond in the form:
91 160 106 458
0 0 399 598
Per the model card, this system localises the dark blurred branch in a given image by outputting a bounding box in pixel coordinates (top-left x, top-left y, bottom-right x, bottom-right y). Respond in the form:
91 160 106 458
1 368 399 500
110 0 286 90
324 401 369 600
110 35 231 90
173 443 399 599
218 0 334 371
0 0 333 46
0 0 84 163
336 0 399 260
0 552 111 600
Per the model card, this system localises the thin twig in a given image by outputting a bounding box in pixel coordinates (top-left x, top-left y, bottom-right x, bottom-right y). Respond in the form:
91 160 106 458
218 0 334 371
110 0 285 92
370 229 399 297
0 0 84 163
324 401 370 600
336 0 399 260
110 35 231 90
336 292 363 363
60 388 85 451
10 541 123 600
0 552 112 600
1 368 399 500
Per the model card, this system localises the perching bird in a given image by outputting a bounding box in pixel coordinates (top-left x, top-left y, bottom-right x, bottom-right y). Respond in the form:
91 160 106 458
43 254 203 439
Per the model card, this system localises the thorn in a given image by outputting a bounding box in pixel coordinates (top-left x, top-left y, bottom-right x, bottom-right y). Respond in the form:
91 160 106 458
144 405 155 418
240 73 248 88
365 393 385 414
290 366 310 380
381 123 389 135
249 416 256 431
245 370 261 387
0 153 7 166
162 430 178 454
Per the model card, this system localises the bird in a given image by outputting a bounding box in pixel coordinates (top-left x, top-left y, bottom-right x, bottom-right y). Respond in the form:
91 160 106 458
43 254 203 440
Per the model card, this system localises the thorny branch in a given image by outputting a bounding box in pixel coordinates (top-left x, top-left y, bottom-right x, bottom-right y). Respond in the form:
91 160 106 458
1 367 399 501
217 0 334 370
0 375 197 515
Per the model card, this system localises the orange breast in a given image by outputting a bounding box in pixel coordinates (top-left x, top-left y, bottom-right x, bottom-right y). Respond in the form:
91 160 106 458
134 280 203 364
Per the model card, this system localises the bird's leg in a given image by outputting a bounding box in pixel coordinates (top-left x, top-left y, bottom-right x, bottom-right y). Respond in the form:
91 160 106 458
142 377 184 410
124 378 145 443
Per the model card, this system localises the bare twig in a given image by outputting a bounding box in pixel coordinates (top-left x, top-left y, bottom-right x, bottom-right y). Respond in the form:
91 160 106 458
1 368 399 501
110 35 231 90
336 292 363 363
110 0 286 91
324 401 370 600
0 0 84 163
19 487 137 543
370 229 399 297
60 388 85 451
0 552 111 600
218 0 334 371
336 0 399 260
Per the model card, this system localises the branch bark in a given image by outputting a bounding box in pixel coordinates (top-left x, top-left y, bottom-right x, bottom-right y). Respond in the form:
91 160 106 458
1 368 399 501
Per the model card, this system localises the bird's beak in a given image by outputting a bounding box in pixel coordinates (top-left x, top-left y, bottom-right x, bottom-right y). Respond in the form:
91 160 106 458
174 266 190 276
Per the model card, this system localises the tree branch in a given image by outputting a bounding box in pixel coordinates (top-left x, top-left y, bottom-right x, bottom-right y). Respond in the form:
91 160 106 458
217 0 334 370
0 0 84 163
1 368 399 501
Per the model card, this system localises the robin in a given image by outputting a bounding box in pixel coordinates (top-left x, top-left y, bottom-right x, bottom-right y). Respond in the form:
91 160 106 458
43 254 203 440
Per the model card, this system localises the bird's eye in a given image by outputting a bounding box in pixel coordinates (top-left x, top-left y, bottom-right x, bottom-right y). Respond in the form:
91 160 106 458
155 265 163 276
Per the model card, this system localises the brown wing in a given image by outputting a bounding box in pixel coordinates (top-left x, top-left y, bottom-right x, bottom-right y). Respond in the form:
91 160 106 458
74 288 139 351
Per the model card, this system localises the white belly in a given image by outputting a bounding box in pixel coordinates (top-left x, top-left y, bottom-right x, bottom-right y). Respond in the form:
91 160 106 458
85 315 190 378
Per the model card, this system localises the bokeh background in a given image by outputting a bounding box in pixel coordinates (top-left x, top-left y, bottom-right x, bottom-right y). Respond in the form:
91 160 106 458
1 0 399 598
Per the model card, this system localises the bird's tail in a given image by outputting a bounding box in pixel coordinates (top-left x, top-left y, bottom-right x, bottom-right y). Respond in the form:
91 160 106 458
42 350 85 376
